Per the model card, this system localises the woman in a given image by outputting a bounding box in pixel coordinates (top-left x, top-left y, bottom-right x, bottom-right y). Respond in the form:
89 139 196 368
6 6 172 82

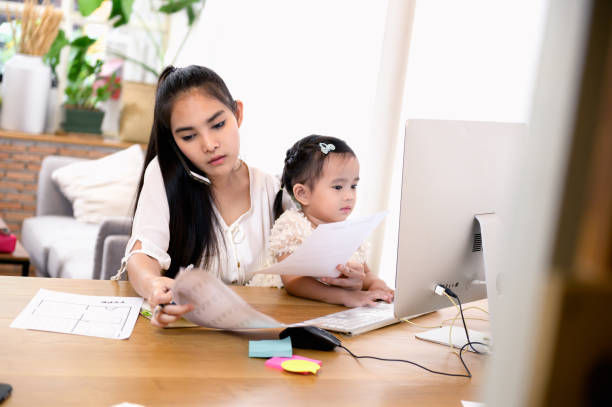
116 65 363 327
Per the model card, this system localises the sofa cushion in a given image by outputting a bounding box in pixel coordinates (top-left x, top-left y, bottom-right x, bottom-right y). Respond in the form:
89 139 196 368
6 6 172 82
50 145 143 224
47 243 95 279
21 216 100 278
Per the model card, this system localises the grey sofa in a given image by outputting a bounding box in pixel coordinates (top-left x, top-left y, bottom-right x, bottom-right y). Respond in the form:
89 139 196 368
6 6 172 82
21 155 132 280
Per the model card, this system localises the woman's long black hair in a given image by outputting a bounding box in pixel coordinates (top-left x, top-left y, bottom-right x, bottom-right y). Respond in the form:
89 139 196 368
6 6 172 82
133 65 238 278
273 135 355 220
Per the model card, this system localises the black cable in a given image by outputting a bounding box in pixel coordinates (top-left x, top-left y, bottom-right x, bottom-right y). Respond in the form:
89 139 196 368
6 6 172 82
339 340 488 378
338 287 491 378
444 287 482 354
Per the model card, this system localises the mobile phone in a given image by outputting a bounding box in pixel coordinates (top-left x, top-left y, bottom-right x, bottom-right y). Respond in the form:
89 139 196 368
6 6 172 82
0 383 12 403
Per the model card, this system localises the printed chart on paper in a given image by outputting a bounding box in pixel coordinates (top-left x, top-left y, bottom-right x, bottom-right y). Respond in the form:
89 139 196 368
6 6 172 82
10 288 143 339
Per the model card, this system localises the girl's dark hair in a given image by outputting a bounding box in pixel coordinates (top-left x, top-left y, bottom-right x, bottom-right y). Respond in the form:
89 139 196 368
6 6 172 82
133 65 238 278
273 135 355 220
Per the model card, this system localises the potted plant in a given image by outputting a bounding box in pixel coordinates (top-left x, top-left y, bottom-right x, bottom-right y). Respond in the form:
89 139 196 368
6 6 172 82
73 0 207 142
58 35 121 134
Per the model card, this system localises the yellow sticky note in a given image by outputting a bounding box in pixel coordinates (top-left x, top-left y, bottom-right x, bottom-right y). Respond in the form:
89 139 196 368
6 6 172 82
281 359 321 375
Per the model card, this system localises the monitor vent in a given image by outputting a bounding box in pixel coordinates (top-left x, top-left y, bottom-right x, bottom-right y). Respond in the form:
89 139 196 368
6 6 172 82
472 233 482 252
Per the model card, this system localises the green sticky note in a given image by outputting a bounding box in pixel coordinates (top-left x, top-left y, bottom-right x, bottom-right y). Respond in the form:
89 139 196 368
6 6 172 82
249 337 293 358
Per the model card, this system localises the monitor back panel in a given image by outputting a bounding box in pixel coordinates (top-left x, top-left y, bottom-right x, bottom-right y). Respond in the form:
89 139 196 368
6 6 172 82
394 119 525 318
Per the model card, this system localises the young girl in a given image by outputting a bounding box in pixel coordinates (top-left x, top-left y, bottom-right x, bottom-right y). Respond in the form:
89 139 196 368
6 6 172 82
268 135 394 307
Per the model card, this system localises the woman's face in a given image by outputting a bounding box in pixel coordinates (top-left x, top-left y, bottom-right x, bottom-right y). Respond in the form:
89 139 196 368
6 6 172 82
170 89 243 181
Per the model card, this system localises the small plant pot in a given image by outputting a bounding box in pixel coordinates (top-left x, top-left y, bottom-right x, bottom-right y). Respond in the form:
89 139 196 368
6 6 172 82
62 107 105 134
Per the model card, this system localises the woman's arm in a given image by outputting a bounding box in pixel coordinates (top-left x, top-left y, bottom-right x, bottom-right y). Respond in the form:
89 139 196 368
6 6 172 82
126 242 165 299
127 241 193 327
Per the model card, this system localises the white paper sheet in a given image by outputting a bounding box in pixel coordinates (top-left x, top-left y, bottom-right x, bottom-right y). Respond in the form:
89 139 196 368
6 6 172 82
173 270 284 329
10 289 143 339
254 211 387 278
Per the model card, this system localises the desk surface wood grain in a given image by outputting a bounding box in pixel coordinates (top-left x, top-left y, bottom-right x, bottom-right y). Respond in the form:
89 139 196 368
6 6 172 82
0 277 488 406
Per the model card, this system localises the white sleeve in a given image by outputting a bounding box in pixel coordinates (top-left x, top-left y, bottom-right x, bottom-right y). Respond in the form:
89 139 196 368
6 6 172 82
125 157 171 270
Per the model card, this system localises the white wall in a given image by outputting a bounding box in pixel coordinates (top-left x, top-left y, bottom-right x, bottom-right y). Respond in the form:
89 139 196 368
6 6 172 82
169 0 550 286
169 0 388 180
378 0 550 285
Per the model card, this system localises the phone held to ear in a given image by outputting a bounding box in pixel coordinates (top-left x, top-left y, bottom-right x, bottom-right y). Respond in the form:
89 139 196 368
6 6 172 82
0 383 12 403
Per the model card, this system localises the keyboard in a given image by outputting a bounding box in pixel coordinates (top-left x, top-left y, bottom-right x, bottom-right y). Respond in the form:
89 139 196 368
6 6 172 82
298 302 400 336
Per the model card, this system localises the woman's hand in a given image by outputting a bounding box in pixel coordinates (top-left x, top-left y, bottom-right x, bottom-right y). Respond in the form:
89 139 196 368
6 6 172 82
148 276 194 328
320 261 365 291
342 289 392 308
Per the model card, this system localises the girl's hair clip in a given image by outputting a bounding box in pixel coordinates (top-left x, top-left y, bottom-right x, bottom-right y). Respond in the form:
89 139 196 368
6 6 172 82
319 142 335 155
286 150 298 165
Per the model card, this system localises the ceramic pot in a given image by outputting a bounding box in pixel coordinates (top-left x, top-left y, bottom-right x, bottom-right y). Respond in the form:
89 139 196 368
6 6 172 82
0 54 51 134
62 107 105 134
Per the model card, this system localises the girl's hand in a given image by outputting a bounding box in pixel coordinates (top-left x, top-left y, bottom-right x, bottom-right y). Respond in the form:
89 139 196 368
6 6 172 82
342 289 391 308
148 276 194 327
320 261 365 291
368 280 395 303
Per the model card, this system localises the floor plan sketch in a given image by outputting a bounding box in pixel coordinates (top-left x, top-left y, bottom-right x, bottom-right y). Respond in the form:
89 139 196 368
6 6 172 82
11 289 143 339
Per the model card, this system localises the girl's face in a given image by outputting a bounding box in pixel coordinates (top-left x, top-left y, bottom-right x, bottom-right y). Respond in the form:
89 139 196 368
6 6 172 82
170 89 243 181
294 154 360 226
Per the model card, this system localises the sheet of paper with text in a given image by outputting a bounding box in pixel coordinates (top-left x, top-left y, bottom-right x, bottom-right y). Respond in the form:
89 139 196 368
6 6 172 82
255 212 387 278
10 289 143 339
173 270 284 329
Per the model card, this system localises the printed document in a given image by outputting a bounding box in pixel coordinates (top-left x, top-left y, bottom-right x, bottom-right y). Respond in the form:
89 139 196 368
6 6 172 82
254 211 386 278
10 289 143 339
173 270 283 329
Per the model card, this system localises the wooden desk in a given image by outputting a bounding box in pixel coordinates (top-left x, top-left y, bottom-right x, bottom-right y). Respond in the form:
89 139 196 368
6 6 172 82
0 277 488 406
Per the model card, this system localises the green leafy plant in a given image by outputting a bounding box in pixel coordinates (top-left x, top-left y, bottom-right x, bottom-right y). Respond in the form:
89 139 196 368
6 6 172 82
76 0 207 77
43 29 68 77
46 31 121 110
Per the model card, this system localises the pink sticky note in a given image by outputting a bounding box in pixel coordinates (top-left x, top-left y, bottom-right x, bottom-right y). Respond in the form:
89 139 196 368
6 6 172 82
265 355 322 374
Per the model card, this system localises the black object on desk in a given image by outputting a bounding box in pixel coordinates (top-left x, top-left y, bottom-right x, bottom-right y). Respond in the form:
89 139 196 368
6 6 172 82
0 383 12 404
280 326 341 351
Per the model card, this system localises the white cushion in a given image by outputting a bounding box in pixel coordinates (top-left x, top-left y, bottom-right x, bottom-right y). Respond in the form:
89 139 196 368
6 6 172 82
51 145 144 224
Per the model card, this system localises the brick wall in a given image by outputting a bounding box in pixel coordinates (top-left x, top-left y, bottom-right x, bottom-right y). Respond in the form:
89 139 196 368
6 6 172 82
0 135 127 239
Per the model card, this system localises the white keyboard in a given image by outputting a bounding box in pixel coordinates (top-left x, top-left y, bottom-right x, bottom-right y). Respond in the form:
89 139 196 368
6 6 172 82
298 302 399 336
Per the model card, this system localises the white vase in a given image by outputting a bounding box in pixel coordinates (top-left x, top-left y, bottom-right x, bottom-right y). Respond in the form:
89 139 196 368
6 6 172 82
101 98 121 138
0 54 51 134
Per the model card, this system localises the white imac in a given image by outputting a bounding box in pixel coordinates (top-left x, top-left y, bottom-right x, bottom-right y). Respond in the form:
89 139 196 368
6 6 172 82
393 119 525 346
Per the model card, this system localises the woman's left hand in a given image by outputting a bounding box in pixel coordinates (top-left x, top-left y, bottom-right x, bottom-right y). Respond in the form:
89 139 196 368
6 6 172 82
320 261 365 291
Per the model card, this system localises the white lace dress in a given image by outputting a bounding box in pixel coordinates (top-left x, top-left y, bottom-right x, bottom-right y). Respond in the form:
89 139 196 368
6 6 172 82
248 208 368 288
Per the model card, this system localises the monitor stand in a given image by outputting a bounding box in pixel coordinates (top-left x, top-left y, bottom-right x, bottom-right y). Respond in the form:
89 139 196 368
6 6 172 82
414 214 501 352
415 326 491 353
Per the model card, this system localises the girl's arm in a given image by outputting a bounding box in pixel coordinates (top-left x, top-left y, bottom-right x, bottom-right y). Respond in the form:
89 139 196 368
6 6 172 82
278 254 389 307
319 261 365 290
127 241 193 327
281 274 389 307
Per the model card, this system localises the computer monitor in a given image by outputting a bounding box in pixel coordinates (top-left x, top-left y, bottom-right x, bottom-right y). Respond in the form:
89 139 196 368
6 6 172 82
394 119 525 335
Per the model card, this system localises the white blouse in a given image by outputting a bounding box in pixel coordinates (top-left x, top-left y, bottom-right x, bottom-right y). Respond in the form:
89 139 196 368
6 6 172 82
121 157 292 285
